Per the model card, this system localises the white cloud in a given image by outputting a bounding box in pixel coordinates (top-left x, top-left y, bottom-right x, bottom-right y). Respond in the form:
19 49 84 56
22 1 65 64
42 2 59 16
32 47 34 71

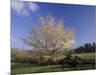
11 35 31 50
71 40 75 44
11 0 39 16
28 2 39 12
11 35 16 43
11 35 17 48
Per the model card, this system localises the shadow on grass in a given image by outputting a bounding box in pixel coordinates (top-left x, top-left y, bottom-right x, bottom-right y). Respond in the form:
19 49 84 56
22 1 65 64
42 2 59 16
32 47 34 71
11 63 95 75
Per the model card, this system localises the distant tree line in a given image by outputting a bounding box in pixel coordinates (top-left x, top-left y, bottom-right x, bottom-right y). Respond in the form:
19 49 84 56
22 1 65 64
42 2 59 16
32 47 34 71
74 42 96 53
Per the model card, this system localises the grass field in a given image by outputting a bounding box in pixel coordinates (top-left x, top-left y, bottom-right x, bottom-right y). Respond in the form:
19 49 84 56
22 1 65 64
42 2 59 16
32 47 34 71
11 52 96 75
44 52 96 60
73 52 96 60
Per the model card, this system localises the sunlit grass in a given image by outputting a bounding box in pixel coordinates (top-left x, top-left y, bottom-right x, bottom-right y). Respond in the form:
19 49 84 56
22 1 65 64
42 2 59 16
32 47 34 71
73 52 96 59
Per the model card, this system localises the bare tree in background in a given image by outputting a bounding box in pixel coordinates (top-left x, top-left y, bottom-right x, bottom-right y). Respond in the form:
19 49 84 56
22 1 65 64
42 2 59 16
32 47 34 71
23 16 74 62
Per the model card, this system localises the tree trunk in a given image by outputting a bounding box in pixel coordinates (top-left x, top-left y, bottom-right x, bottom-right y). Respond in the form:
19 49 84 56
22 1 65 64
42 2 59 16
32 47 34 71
55 52 57 61
50 52 54 61
50 50 58 63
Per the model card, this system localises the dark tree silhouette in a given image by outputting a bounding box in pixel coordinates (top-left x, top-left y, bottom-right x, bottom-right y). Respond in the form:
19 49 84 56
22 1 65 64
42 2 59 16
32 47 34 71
74 42 96 53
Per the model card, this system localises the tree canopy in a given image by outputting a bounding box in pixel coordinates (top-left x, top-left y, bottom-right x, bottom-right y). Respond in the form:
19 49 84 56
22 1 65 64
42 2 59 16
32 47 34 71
23 16 74 61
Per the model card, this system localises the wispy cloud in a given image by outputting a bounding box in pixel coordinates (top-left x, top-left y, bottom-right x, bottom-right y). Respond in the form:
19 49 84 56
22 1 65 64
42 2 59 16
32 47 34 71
71 40 75 44
11 35 24 48
11 35 18 48
11 0 39 16
27 2 39 12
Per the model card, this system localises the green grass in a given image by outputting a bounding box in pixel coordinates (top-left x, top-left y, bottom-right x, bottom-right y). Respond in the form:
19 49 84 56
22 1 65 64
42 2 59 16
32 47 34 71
11 63 70 74
11 52 96 74
44 52 96 60
73 52 96 60
11 63 95 75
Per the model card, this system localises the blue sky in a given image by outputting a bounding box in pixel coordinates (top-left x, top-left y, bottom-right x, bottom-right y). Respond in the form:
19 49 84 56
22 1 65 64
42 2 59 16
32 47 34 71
11 0 96 49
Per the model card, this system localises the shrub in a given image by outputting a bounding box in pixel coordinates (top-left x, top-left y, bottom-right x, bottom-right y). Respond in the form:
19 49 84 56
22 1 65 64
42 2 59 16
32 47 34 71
61 51 79 67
